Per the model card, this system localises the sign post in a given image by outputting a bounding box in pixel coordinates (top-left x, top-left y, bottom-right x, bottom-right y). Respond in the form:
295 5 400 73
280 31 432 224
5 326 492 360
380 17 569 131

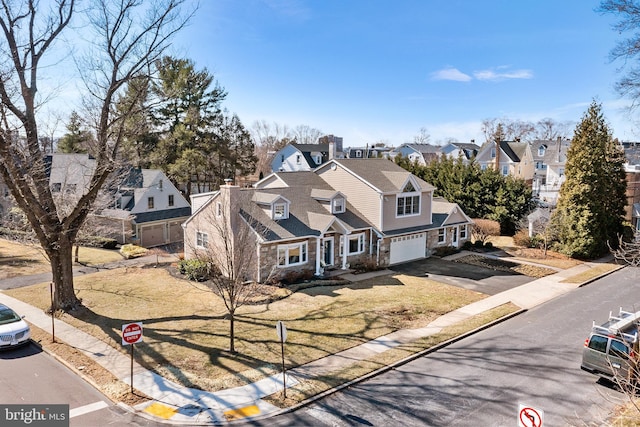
49 282 55 343
275 320 287 398
122 322 143 394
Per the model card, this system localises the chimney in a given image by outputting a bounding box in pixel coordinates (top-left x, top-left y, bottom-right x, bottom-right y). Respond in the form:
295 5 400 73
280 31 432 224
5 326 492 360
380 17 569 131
329 141 335 161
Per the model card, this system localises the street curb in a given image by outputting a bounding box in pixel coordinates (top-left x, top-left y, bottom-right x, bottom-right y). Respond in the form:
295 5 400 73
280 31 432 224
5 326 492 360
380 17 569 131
577 264 626 288
29 337 119 407
233 307 528 425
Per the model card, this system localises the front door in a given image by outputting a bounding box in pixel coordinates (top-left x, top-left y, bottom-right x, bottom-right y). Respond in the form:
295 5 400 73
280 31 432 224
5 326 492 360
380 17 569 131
323 237 334 267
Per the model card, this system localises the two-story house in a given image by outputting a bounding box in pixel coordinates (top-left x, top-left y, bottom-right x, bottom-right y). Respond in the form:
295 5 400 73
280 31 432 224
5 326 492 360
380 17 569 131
531 138 570 206
440 141 481 162
475 140 534 183
183 159 473 283
390 143 441 165
44 154 191 247
270 141 344 172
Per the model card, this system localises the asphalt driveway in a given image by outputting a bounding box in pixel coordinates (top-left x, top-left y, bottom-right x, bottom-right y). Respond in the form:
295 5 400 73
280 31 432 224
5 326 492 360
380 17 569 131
389 255 535 296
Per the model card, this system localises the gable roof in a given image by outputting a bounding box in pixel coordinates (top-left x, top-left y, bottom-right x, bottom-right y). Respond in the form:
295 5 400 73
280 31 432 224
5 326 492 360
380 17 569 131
318 158 436 194
240 186 372 242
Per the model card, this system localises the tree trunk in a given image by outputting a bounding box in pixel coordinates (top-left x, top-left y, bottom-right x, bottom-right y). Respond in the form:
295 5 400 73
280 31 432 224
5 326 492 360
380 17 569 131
229 311 235 353
48 237 80 311
74 245 79 263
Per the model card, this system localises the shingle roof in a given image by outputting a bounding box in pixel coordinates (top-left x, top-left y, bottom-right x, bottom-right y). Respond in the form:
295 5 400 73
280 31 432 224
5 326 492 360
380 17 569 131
331 159 435 193
133 206 192 223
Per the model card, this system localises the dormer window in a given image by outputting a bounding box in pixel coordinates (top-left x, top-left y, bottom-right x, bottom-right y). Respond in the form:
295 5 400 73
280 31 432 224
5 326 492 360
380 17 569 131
538 145 547 156
355 150 362 158
332 197 345 214
273 202 288 220
490 146 496 158
315 155 322 164
397 181 420 217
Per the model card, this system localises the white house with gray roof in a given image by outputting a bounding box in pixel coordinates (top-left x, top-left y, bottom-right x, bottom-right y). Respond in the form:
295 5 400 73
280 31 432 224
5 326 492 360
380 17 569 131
44 154 191 247
183 158 473 283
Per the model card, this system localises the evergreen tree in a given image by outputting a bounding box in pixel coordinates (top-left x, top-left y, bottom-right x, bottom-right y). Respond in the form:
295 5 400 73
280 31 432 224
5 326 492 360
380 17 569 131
57 111 92 154
552 101 627 258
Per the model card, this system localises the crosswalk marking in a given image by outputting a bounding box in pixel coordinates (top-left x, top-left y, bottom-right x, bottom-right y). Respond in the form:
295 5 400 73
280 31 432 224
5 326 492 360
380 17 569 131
70 401 109 418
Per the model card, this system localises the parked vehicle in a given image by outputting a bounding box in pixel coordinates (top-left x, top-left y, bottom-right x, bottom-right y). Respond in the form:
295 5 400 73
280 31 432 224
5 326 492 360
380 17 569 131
0 303 31 349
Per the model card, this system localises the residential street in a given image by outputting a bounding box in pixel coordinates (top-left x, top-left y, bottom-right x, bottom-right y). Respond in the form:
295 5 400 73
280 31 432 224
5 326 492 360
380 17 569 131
248 266 636 426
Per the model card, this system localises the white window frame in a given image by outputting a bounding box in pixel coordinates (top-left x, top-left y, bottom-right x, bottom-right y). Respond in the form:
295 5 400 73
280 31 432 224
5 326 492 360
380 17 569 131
332 197 345 214
277 242 308 267
501 165 508 176
273 202 288 220
168 194 174 207
148 196 154 209
196 231 208 248
339 233 365 256
296 154 301 164
538 146 546 156
437 228 446 244
396 194 421 217
460 224 467 239
216 202 222 217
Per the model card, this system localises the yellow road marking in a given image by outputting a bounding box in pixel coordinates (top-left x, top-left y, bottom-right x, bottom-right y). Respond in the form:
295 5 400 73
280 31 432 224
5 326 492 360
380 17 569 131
224 405 261 420
144 402 178 419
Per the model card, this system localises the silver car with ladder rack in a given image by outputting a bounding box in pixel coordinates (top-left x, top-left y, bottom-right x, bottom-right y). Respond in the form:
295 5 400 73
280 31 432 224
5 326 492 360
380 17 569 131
581 307 640 385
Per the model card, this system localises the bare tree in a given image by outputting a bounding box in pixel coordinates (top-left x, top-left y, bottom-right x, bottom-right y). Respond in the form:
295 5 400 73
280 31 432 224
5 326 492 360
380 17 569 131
481 118 534 143
600 0 640 109
291 124 323 145
185 185 274 353
609 232 640 266
251 120 293 178
412 127 431 144
532 118 573 141
0 1 190 310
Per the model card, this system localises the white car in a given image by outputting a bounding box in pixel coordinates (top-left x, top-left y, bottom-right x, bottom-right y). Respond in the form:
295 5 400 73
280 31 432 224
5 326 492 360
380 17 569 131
0 303 31 349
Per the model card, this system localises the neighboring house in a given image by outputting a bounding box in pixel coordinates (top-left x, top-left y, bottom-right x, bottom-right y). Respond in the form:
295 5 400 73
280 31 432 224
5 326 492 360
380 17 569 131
183 158 473 283
390 143 441 165
623 142 640 230
475 140 534 183
345 145 393 159
270 142 343 172
44 154 191 247
530 138 570 206
440 141 480 162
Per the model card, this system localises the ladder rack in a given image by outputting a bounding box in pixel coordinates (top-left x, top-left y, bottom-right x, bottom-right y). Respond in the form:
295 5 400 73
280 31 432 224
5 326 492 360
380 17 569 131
592 307 640 343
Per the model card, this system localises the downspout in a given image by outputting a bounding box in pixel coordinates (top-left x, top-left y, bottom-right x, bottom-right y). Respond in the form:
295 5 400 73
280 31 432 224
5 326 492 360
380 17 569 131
315 237 322 276
372 228 383 266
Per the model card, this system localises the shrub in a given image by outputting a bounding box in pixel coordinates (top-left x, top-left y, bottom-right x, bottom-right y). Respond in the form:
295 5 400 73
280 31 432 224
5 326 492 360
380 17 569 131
351 256 380 274
120 244 148 259
433 246 459 257
472 219 501 244
513 229 540 248
462 240 473 250
77 235 118 249
177 259 210 282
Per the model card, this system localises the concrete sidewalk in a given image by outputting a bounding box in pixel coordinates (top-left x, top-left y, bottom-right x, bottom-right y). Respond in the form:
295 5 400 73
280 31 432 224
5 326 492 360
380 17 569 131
0 253 623 425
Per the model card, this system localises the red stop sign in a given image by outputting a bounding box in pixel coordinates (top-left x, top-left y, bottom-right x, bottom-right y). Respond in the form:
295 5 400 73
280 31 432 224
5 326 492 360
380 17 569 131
122 322 143 345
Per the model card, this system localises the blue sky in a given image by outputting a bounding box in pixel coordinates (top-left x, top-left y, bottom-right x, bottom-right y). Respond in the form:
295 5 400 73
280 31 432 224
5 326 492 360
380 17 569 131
168 0 632 146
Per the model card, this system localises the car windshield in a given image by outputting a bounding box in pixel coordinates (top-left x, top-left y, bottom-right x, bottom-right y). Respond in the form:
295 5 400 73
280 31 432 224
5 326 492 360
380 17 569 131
0 307 21 325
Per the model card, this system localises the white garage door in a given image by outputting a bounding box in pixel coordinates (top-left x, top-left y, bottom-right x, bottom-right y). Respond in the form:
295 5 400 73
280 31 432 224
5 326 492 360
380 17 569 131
389 233 426 264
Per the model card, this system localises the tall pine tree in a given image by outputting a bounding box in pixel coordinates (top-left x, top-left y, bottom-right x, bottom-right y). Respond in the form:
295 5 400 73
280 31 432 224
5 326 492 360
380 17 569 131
552 101 627 258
